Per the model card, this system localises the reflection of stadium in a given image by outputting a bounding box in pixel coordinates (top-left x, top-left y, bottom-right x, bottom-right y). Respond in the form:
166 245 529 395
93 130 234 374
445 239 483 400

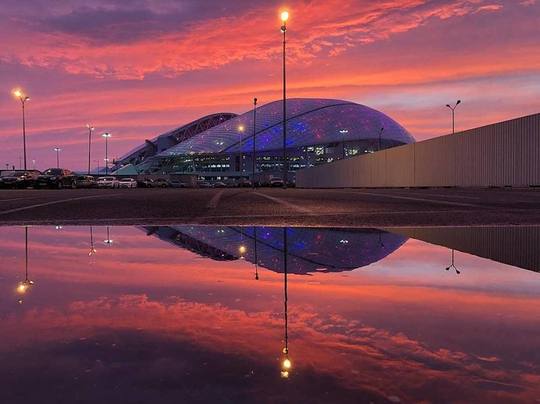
116 98 414 177
140 226 408 275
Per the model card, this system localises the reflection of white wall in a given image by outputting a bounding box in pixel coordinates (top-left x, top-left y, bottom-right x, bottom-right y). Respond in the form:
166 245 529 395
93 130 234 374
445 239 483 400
297 113 540 188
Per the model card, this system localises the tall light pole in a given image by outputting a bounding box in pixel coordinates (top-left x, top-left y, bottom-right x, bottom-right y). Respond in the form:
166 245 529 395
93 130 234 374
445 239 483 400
446 100 461 135
340 129 349 159
53 147 61 168
252 97 258 189
86 124 95 174
12 89 30 171
238 124 245 172
102 132 112 174
280 226 292 378
280 10 289 188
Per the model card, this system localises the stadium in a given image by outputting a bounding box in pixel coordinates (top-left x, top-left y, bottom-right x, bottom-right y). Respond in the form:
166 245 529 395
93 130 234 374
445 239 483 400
113 98 414 182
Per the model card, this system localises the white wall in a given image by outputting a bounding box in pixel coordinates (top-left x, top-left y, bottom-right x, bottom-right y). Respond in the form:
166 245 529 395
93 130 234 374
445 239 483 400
296 113 540 188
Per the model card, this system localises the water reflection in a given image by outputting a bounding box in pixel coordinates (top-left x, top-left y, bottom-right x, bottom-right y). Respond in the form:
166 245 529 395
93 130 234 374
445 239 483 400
140 226 408 275
16 226 35 303
1 225 540 403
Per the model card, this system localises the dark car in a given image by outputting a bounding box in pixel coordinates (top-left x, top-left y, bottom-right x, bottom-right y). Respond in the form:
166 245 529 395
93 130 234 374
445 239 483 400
153 178 170 188
0 170 41 189
74 175 97 188
36 168 76 189
137 178 154 188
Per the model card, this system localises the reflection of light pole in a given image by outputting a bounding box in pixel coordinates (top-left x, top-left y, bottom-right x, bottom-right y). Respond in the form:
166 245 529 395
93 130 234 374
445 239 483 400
254 226 259 280
53 147 61 168
16 226 34 303
86 124 95 175
12 89 30 171
89 226 97 256
252 97 258 189
445 249 460 274
378 127 384 152
280 10 289 188
446 100 461 135
280 227 292 378
102 132 112 174
104 226 113 246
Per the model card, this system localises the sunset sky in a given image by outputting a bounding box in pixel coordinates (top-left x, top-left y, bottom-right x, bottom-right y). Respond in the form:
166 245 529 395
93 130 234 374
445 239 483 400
1 0 539 170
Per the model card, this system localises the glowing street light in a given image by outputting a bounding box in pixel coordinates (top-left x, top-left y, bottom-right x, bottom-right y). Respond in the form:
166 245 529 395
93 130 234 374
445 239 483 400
280 10 289 188
53 147 61 168
446 100 461 135
11 88 30 170
102 132 112 174
16 227 34 304
86 124 95 174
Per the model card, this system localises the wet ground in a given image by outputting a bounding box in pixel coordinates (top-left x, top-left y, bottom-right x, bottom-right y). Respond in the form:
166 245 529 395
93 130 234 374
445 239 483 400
1 224 539 403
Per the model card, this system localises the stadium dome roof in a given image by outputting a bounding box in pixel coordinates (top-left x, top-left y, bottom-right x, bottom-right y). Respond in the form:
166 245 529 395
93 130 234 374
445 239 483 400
160 98 414 156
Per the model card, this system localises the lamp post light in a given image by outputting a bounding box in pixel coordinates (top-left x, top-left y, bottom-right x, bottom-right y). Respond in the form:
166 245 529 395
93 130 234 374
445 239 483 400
252 97 258 189
280 226 292 378
280 10 289 188
53 147 61 168
104 226 113 246
102 132 112 174
16 226 34 303
12 89 30 171
446 100 461 135
238 124 245 172
378 127 384 152
86 124 95 174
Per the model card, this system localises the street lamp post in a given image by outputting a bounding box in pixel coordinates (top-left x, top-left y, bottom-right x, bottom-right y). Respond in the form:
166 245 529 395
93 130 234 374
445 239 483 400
238 124 245 172
252 97 258 189
280 10 289 188
53 147 61 168
86 124 95 175
339 129 349 159
102 132 112 174
12 89 30 171
446 100 461 135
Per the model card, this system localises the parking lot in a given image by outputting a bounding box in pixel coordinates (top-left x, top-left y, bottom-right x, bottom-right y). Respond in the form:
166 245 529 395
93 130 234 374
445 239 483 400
1 186 540 227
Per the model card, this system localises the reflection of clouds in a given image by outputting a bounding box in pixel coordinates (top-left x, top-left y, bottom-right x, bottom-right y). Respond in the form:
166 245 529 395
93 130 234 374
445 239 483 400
3 294 539 402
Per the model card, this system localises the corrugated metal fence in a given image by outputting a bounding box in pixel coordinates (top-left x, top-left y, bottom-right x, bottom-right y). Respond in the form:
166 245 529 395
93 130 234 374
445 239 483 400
296 113 540 188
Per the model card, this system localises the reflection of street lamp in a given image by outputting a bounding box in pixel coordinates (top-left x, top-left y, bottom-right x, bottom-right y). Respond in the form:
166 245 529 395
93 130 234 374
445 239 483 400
53 147 61 168
446 100 461 135
378 127 384 152
86 124 95 174
239 244 247 259
253 226 259 280
280 10 289 188
102 132 112 174
445 249 460 274
280 226 292 378
12 89 30 171
16 227 34 303
104 226 113 246
89 226 97 256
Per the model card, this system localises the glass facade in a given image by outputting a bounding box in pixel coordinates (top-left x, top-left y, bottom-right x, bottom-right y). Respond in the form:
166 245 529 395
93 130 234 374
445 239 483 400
128 98 414 176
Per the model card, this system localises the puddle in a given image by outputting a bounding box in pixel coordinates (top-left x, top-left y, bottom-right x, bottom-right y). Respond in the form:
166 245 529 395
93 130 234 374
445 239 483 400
1 225 539 403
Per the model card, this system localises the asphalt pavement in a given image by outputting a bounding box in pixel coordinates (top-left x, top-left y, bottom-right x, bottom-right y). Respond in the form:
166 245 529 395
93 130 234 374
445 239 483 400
0 187 540 227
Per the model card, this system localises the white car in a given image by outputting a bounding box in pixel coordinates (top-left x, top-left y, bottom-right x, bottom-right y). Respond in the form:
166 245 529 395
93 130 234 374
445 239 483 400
118 178 137 188
96 176 119 188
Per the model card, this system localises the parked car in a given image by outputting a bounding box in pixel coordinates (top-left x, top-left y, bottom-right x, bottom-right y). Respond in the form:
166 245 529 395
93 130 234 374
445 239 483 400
238 179 252 187
118 178 137 188
0 170 41 189
213 181 227 188
198 181 213 188
270 178 285 187
153 178 170 188
170 180 189 188
137 178 154 188
74 175 97 188
96 176 119 188
36 168 76 189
